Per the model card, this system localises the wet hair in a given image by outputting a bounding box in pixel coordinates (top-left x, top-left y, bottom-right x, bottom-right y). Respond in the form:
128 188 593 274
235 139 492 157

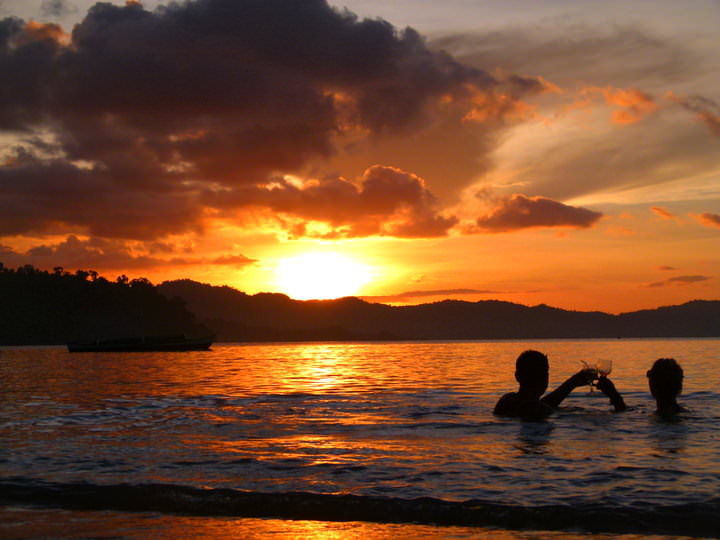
516 349 549 376
647 358 683 398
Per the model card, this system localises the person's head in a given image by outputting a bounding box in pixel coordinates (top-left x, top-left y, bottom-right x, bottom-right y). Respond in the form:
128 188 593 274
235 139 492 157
647 358 683 402
515 349 549 397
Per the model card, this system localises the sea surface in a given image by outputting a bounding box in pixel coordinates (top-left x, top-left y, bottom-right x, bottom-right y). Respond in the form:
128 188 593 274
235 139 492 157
1 339 719 539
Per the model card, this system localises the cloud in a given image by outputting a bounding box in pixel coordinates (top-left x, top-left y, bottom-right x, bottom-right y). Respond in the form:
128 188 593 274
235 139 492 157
667 92 720 136
204 165 458 238
433 25 697 91
651 206 676 220
463 75 553 124
473 194 602 232
208 253 258 267
360 288 501 303
695 212 720 228
669 275 711 284
581 86 658 125
658 265 677 271
434 24 720 204
0 150 208 239
0 0 545 242
649 275 711 287
0 234 256 271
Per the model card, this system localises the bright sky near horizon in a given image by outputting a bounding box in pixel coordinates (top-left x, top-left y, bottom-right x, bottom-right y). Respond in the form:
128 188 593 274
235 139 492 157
0 0 718 313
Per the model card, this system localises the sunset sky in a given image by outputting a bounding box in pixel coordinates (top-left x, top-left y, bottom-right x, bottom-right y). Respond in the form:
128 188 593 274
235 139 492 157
1 0 718 313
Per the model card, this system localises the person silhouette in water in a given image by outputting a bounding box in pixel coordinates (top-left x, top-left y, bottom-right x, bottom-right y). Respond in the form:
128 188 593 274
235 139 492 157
647 358 687 416
494 349 625 419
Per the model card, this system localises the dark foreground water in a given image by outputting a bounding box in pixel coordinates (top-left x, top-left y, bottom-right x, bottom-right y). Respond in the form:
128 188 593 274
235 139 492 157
2 339 719 538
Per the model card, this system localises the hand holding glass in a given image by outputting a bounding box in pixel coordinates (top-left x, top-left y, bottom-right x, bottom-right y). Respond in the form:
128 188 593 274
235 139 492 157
581 359 612 391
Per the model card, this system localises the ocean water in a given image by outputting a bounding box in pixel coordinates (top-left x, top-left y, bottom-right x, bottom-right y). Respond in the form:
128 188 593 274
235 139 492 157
1 339 719 539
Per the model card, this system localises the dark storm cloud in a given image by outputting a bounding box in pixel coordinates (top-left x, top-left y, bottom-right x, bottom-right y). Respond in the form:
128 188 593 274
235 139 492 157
474 194 602 232
1 0 540 241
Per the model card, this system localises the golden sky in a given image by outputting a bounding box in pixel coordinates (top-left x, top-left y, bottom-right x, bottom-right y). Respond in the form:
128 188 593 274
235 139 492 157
0 0 718 313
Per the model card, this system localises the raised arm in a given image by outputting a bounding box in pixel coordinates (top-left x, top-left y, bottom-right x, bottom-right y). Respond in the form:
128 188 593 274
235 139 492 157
541 368 595 408
596 376 627 412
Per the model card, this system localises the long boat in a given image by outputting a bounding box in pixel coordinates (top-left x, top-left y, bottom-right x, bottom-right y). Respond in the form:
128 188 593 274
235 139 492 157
67 334 214 352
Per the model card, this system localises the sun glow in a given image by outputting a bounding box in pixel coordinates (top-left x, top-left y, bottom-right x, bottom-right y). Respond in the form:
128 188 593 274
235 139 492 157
274 252 371 300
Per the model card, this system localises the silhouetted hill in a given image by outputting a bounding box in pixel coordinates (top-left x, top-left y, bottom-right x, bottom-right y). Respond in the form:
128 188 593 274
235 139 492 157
2 265 717 346
617 300 720 337
0 265 207 346
158 280 720 341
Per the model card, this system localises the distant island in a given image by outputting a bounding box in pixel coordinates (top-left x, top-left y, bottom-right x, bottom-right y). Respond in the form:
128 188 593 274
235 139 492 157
158 279 720 342
1 264 718 346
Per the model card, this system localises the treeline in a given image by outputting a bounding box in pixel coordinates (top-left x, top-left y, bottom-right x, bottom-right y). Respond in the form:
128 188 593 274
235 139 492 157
0 264 207 345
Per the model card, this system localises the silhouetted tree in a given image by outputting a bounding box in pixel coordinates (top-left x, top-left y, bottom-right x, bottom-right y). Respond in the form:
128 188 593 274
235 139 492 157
0 264 209 345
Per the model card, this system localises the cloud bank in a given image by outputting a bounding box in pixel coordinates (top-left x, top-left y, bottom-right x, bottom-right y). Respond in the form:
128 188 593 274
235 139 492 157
0 234 255 271
0 0 559 242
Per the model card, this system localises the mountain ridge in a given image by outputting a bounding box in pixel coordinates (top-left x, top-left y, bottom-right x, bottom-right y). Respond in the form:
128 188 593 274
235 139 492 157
158 280 720 341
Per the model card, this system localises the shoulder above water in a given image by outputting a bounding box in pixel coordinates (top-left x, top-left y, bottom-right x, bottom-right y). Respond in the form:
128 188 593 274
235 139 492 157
494 392 554 420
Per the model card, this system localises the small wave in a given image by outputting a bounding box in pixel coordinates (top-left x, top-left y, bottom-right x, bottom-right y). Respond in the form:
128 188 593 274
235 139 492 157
1 478 717 537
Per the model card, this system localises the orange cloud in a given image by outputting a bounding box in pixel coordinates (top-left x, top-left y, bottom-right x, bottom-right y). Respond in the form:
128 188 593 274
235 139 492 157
651 206 676 220
1 235 255 272
581 86 658 124
203 165 458 239
695 212 720 228
464 92 538 124
20 20 69 44
463 74 556 125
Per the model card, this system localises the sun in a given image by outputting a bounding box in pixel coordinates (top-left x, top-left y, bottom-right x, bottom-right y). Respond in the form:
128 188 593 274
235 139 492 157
274 252 371 300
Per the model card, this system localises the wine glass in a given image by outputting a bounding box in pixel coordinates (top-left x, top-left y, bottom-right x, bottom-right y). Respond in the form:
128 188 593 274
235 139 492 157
581 359 613 392
596 359 613 378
